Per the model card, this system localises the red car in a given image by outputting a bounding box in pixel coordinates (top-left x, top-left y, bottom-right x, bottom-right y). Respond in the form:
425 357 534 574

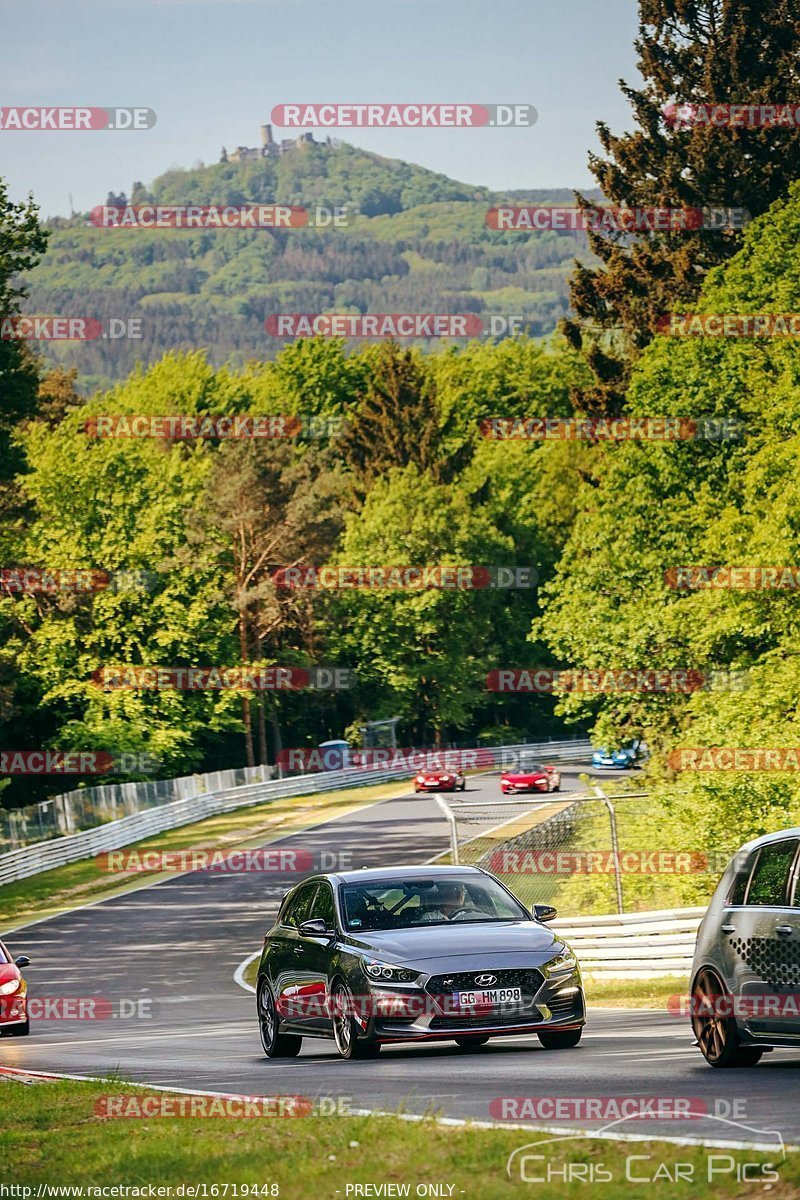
414 769 466 794
500 762 561 795
0 940 30 1036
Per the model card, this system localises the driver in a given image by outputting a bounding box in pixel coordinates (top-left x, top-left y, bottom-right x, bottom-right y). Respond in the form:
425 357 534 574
419 882 475 922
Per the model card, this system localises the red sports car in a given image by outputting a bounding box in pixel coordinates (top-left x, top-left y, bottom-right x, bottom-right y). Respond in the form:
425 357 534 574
500 762 561 795
414 769 466 794
0 940 30 1036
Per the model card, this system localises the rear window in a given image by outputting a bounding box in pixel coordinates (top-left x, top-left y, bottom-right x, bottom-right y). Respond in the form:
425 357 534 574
746 840 799 907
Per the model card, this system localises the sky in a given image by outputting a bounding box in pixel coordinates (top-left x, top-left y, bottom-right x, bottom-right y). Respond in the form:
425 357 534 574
2 0 641 218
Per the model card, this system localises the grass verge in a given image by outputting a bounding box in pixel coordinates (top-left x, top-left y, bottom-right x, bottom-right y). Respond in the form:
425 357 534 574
584 976 689 1009
0 1077 795 1198
0 778 412 934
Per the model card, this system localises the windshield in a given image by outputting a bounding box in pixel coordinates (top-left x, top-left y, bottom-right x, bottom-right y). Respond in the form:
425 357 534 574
341 876 528 931
515 758 543 773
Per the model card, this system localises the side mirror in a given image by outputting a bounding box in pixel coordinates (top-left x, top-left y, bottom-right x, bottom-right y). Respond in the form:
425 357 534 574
532 904 557 923
298 919 333 939
14 955 30 968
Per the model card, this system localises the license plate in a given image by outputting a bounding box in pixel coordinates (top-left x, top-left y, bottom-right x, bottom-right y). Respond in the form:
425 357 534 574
454 986 522 1007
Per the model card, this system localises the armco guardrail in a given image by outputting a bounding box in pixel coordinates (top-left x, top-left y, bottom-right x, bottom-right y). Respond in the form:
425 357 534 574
0 739 592 888
555 907 706 980
0 765 407 888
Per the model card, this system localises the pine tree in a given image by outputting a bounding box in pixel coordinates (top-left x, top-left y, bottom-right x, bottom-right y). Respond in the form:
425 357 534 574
565 0 800 414
337 343 442 491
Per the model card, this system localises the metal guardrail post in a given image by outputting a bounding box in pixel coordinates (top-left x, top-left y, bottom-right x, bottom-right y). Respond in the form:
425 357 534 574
593 784 624 915
434 794 460 864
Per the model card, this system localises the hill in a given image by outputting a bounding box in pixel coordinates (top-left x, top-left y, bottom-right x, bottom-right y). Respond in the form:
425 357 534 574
24 139 596 390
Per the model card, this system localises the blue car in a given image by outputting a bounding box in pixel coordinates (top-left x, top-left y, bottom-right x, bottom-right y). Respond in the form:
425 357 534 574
592 745 638 770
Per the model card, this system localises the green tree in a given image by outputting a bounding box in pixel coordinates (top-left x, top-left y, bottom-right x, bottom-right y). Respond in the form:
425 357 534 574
564 0 800 414
538 180 800 855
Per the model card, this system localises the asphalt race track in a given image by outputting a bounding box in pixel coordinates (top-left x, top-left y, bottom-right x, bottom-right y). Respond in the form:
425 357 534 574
2 761 799 1151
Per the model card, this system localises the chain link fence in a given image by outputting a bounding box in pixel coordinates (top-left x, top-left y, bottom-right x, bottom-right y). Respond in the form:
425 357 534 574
433 789 722 915
0 764 275 854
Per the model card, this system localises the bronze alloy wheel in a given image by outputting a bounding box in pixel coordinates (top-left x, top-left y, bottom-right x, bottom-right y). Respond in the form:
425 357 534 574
691 968 763 1068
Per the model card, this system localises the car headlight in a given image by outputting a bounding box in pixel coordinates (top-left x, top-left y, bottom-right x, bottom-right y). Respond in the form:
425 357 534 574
416 775 426 783
0 979 20 996
545 952 577 977
364 961 420 984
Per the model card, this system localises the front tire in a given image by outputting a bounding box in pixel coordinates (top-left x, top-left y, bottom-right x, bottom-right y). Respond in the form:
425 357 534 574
258 979 302 1059
691 968 763 1068
332 981 380 1059
6 1019 30 1037
538 1027 582 1050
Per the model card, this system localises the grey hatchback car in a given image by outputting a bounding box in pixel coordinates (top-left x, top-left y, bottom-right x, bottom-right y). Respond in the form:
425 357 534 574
255 865 585 1059
691 828 800 1067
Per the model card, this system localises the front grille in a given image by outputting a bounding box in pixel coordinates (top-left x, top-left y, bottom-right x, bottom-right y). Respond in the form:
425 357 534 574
426 968 544 995
425 968 544 1029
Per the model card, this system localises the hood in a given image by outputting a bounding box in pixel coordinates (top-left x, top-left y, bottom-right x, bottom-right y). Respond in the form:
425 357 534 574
344 920 560 964
502 770 546 782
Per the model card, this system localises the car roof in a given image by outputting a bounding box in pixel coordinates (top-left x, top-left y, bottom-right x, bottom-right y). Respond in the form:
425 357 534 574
304 865 486 886
738 826 800 854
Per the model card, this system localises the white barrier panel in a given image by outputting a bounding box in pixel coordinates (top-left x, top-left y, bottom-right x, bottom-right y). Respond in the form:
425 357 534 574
555 907 706 979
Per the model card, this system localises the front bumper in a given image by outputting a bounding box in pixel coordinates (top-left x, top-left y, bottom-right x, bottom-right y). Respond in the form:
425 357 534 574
502 782 549 793
367 968 585 1041
0 993 28 1027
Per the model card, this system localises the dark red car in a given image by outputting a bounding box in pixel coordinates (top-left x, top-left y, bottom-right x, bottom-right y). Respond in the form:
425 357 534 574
414 769 466 794
500 761 561 795
0 940 30 1036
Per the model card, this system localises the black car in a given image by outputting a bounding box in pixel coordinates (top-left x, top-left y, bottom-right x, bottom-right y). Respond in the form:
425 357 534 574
255 865 585 1060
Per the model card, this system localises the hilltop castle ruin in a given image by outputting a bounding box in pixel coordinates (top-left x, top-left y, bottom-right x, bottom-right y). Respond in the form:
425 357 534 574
221 124 318 163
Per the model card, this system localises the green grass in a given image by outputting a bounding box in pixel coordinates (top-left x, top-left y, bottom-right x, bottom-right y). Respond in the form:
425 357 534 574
584 976 690 1009
0 779 412 934
1 1078 795 1198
